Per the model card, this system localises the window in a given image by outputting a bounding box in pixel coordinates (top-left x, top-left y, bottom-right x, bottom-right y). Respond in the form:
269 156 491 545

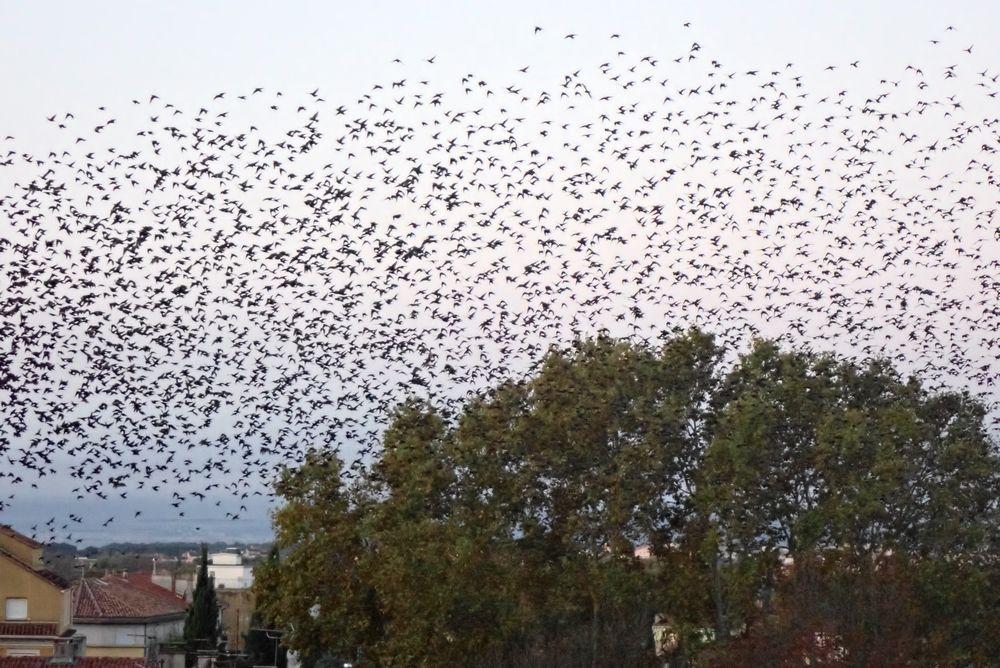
5 598 28 619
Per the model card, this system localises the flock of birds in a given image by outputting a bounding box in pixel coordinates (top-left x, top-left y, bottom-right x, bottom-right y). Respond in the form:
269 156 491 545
1 24 998 543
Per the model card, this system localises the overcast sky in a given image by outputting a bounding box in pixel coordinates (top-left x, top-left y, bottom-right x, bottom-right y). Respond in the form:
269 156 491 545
1 0 997 546
3 0 999 140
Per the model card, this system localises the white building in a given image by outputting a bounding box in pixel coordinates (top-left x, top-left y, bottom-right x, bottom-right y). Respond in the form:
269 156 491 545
207 549 254 590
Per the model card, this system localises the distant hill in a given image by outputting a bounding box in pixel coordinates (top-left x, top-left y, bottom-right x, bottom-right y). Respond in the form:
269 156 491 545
78 541 270 557
39 540 273 581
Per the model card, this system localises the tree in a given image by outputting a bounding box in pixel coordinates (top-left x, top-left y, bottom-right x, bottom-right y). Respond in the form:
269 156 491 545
447 331 722 666
244 547 288 668
697 340 1000 661
257 331 721 667
184 544 220 651
255 332 999 666
254 449 380 665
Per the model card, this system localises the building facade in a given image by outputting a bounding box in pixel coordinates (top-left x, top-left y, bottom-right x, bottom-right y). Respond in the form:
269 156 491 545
216 589 254 654
205 550 255 653
0 525 75 658
205 551 253 590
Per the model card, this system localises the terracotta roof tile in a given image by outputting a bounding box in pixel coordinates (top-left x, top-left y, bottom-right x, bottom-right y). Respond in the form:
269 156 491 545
72 575 187 622
0 622 58 637
0 659 150 668
121 572 189 605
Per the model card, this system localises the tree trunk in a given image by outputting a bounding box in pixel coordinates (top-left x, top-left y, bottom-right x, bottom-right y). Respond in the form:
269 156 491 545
711 551 729 641
590 589 600 668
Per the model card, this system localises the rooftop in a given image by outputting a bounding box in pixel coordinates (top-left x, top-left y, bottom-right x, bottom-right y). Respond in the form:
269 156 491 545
0 659 150 668
0 524 43 550
72 573 187 623
0 622 59 638
0 545 71 590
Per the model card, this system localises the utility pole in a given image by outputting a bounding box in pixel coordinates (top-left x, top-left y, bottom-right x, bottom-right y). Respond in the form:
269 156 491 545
249 628 282 668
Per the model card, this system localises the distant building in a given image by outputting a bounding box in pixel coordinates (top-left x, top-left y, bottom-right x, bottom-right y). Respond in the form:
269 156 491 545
206 550 253 590
0 525 78 658
71 573 186 658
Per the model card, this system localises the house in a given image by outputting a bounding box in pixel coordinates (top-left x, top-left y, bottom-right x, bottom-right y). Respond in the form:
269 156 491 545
206 551 252 590
71 574 186 658
0 525 77 658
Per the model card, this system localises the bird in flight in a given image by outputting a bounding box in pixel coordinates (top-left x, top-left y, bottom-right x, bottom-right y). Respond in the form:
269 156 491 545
1 22 997 543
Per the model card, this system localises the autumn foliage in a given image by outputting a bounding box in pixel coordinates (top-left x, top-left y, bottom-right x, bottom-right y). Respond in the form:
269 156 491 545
254 331 999 667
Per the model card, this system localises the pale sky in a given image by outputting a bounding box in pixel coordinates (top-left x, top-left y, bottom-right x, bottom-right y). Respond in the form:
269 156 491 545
3 0 999 140
1 0 998 545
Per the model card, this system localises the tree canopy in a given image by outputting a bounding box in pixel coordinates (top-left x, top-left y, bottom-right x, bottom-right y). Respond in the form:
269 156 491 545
255 331 999 667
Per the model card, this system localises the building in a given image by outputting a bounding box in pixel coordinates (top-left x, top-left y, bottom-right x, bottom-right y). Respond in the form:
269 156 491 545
0 525 76 658
205 551 252 590
216 589 254 653
71 574 186 658
148 572 192 604
205 550 255 653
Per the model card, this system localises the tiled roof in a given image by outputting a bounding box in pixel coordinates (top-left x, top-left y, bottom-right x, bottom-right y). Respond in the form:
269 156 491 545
121 572 189 605
0 659 150 668
0 546 71 590
0 524 43 549
72 574 187 622
0 622 58 637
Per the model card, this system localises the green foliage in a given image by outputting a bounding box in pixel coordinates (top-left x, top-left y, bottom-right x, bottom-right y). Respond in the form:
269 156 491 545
184 544 220 648
253 331 1000 667
79 541 259 558
255 449 381 663
697 341 1000 647
244 547 288 668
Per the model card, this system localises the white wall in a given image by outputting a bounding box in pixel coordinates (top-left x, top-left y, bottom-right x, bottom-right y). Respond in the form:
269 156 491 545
208 552 242 566
76 622 146 649
207 564 253 590
75 619 184 649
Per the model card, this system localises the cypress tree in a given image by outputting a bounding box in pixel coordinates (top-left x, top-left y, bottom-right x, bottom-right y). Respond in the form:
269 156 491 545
184 544 220 649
